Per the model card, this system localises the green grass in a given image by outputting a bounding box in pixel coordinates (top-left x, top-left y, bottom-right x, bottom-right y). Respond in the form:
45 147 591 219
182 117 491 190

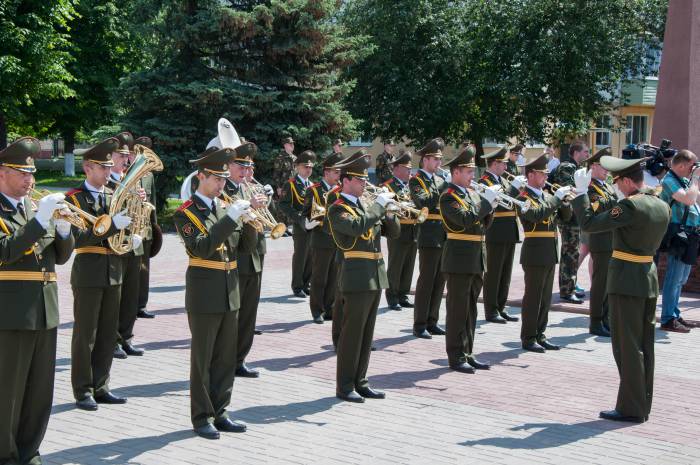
33 171 83 188
158 198 183 232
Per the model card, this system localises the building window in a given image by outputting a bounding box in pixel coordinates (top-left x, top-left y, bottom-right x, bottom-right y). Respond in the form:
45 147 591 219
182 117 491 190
625 115 648 145
348 137 373 147
593 116 611 147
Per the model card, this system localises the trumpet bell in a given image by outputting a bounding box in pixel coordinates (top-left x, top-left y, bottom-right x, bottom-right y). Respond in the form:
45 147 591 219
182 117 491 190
270 223 287 239
93 215 112 236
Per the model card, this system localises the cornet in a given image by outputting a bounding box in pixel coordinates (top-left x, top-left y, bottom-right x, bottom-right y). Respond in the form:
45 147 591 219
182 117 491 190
501 171 574 203
30 189 112 236
470 182 531 211
362 182 429 223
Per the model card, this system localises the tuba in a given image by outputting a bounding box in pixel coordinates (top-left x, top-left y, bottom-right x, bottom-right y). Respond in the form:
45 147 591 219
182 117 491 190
108 144 163 254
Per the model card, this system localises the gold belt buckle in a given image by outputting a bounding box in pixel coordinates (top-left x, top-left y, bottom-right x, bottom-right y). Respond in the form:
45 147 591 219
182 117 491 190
43 271 51 283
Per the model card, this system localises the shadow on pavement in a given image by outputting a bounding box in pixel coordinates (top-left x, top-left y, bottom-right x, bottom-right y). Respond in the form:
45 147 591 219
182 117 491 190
236 397 340 426
138 338 191 351
149 285 186 293
255 319 311 334
112 380 189 399
259 294 308 304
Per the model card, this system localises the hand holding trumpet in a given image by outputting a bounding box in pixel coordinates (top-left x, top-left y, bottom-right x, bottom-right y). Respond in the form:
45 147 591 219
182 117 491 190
573 167 592 195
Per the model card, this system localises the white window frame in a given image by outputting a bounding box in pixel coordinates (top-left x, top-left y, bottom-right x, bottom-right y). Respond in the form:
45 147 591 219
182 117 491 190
625 115 649 145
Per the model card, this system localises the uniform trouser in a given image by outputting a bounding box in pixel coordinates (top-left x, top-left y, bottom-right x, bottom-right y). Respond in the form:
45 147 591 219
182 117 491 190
386 238 417 304
413 247 445 332
558 224 580 296
445 273 482 366
589 251 611 326
291 227 311 291
336 291 381 394
188 310 238 428
520 265 555 345
118 254 141 344
331 265 344 348
237 271 261 368
483 241 516 318
0 329 56 465
310 247 338 318
71 285 121 400
138 240 152 309
609 294 655 419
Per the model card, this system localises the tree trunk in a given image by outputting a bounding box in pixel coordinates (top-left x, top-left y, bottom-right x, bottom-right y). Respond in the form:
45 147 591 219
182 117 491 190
0 112 7 150
63 128 75 154
474 137 485 168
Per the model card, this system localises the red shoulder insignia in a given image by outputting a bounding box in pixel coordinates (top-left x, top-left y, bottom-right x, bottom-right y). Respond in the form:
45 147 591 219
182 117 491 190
480 174 489 180
329 185 341 193
65 188 82 197
447 188 455 194
288 178 295 183
309 182 320 189
177 200 193 212
333 198 345 206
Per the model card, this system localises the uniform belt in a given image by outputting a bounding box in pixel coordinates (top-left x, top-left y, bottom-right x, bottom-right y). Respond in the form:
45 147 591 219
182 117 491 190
523 231 556 238
493 211 517 218
612 250 653 263
399 219 418 225
0 271 57 282
446 233 484 242
343 251 383 260
75 246 113 255
425 213 441 221
188 258 238 271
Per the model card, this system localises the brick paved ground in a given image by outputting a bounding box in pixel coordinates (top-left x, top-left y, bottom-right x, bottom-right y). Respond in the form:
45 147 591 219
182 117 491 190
41 234 700 464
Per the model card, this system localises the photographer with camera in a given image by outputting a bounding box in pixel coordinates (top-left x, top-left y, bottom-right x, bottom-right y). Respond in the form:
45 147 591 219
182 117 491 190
659 150 700 333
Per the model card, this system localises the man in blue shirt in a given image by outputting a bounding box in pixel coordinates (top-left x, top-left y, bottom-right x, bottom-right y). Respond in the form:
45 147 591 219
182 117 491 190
660 150 700 333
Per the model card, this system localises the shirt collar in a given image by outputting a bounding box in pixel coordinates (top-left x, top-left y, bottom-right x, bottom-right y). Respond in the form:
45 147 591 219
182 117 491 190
485 170 500 180
297 174 309 185
393 176 406 187
84 180 105 201
110 171 122 182
418 169 434 180
453 184 467 194
194 191 214 209
340 193 359 205
321 179 331 190
527 185 544 198
1 193 22 209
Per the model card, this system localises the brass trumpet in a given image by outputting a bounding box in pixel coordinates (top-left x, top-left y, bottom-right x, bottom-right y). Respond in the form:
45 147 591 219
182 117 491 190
220 191 267 235
469 182 531 211
309 197 326 222
30 189 112 236
240 180 287 239
362 182 429 223
501 171 575 202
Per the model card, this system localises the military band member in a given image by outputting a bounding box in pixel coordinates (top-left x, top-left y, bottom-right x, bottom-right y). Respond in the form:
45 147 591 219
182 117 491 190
505 144 523 177
479 147 522 323
440 147 498 373
582 148 616 337
517 155 573 353
572 157 670 423
279 150 316 297
374 139 396 185
327 150 400 402
68 138 134 410
303 152 343 323
173 146 257 439
410 138 448 339
382 150 418 311
0 137 75 465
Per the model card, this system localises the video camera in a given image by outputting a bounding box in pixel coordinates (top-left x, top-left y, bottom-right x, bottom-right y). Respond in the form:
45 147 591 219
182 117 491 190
621 139 677 176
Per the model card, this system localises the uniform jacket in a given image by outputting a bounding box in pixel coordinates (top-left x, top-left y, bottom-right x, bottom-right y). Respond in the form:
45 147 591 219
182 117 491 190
173 194 257 313
382 177 418 243
327 195 400 292
302 180 337 249
439 184 493 274
66 183 124 287
374 151 393 184
517 186 572 267
279 175 310 230
0 195 75 330
223 180 265 275
272 151 297 190
585 179 617 253
548 159 579 226
505 160 519 177
573 189 670 299
409 170 447 248
478 171 520 243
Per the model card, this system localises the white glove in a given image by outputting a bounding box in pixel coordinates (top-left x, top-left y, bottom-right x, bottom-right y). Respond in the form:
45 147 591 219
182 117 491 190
226 200 251 221
374 192 396 207
554 185 574 200
482 185 502 206
264 184 274 197
304 218 321 230
112 210 132 230
131 233 143 251
55 218 72 237
35 193 65 225
573 168 592 194
510 175 526 190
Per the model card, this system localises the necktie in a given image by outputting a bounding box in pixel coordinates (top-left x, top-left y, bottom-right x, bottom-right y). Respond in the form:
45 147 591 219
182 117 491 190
211 201 217 217
98 193 106 211
17 203 26 220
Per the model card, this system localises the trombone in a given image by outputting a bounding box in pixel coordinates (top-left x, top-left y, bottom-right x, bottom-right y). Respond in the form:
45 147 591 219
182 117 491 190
30 189 112 236
469 182 531 211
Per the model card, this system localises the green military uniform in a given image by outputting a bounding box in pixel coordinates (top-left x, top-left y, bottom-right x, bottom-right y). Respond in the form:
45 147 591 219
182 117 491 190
382 151 418 309
517 155 572 351
505 144 523 178
583 149 617 336
303 152 343 322
0 138 75 465
173 146 257 432
271 137 297 226
327 150 400 401
326 186 344 348
479 147 521 323
573 156 670 422
68 138 128 404
374 140 395 184
279 151 316 295
134 136 159 316
409 138 448 337
439 148 494 372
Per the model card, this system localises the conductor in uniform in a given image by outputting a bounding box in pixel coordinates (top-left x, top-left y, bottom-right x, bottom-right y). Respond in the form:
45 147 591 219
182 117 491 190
0 137 74 465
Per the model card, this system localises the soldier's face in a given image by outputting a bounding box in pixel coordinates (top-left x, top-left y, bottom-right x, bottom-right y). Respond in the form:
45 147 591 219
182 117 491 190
0 167 34 198
84 162 111 187
393 165 410 182
385 144 395 155
527 170 547 189
297 165 312 178
230 163 246 184
452 166 475 187
343 176 365 197
573 146 590 163
590 163 608 181
422 156 441 173
198 173 226 198
324 168 340 184
245 167 254 182
284 143 294 153
489 160 506 176
111 151 129 173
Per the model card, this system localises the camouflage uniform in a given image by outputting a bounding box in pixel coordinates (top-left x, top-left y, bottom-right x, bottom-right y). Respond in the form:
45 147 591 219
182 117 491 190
547 159 580 297
505 159 519 177
272 150 297 225
375 151 394 184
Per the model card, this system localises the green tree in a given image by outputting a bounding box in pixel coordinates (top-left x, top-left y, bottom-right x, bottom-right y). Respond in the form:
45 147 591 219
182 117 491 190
0 0 77 148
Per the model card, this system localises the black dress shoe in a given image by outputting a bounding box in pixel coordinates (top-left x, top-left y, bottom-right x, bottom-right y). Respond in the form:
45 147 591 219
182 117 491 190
235 364 260 378
388 302 402 311
303 286 311 296
522 341 546 353
413 329 432 339
312 314 324 324
122 342 145 356
486 314 507 324
336 391 365 403
466 356 490 370
194 423 220 439
75 396 98 411
293 289 306 298
323 312 333 321
254 329 263 335
560 294 583 304
356 387 386 399
575 290 585 298
450 363 475 374
137 308 156 319
499 311 519 322
538 340 560 351
399 298 414 308
599 409 645 423
427 325 446 336
113 345 127 360
589 322 611 337
95 392 127 404
214 418 247 433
